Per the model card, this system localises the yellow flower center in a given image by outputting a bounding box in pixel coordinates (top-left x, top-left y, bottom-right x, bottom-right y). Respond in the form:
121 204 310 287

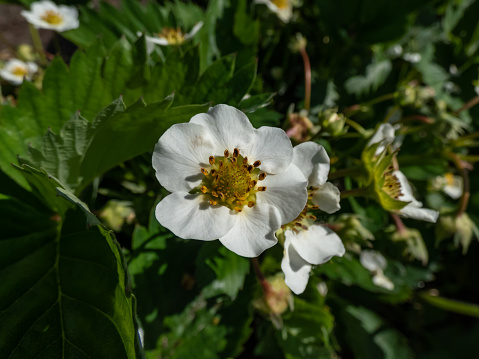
41 10 64 25
444 172 455 186
282 187 320 234
11 66 28 77
272 0 289 9
157 27 185 45
382 171 402 199
197 148 267 212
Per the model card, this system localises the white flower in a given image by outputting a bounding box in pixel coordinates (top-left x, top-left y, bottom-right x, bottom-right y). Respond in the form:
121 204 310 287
152 104 308 258
145 22 203 46
403 53 422 63
255 0 293 23
21 0 79 32
360 250 394 291
280 142 345 294
394 170 439 223
431 173 463 199
0 59 38 85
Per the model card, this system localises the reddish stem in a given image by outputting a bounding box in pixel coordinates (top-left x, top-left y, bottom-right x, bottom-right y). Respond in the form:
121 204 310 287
299 46 311 111
454 95 479 115
251 258 271 293
391 213 406 234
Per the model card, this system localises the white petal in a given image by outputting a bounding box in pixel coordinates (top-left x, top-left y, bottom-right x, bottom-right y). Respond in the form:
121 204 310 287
152 123 218 192
443 184 462 200
398 204 439 223
394 171 439 223
256 163 308 225
0 69 23 85
245 126 294 174
145 36 170 46
27 62 38 75
292 142 330 186
155 192 235 241
219 203 281 257
277 7 293 22
184 22 203 40
367 123 395 155
360 250 387 271
281 236 311 295
31 0 58 13
372 271 395 291
311 182 341 214
285 225 345 266
190 105 255 157
254 0 280 13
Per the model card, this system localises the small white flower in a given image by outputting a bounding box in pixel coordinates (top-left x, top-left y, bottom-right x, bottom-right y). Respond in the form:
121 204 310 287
0 59 38 85
255 0 293 23
21 0 79 32
152 104 308 258
145 22 203 46
360 250 394 291
280 142 345 294
431 173 463 199
394 171 439 223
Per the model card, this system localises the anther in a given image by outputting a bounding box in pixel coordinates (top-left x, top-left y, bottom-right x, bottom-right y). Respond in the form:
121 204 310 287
258 173 266 181
234 207 242 212
249 180 257 188
224 149 229 157
295 222 302 227
214 175 219 181
219 192 225 199
243 157 248 164
209 156 215 165
233 148 239 158
257 186 267 191
201 168 208 175
209 200 217 205
219 160 224 168
231 157 237 164
212 190 218 197
210 169 216 175
309 215 317 220
312 205 319 210
248 201 255 208
247 165 254 172
201 186 208 193
253 160 261 167
301 225 309 230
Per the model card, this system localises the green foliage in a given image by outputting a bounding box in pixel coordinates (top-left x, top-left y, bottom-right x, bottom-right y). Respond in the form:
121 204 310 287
0 165 142 358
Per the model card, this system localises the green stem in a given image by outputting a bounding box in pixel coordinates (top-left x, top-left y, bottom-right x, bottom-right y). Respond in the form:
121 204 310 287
340 187 370 199
29 24 47 66
345 118 368 136
420 291 479 318
328 166 363 180
365 92 397 106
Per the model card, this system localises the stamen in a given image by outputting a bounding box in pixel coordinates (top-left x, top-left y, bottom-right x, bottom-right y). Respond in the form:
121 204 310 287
201 186 208 193
248 201 255 208
212 190 218 197
301 225 309 230
233 148 239 158
295 222 302 227
231 157 237 164
219 192 225 199
210 200 217 205
247 165 254 172
257 186 267 191
201 168 208 175
258 173 266 181
309 215 317 220
224 149 229 158
253 160 261 167
219 160 224 168
243 157 248 164
234 207 242 212
210 169 216 175
209 156 215 165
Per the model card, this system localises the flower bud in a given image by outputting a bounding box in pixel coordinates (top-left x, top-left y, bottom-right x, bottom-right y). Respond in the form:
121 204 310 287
436 214 479 254
319 109 346 137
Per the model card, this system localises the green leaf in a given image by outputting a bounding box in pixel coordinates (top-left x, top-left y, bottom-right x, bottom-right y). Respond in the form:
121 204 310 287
345 60 392 96
0 199 141 358
337 305 414 359
196 242 250 300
